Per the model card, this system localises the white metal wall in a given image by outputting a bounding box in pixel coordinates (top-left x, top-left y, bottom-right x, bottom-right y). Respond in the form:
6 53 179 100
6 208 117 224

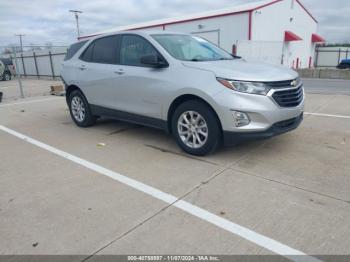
237 40 284 66
139 1 318 69
251 0 318 68
162 13 249 53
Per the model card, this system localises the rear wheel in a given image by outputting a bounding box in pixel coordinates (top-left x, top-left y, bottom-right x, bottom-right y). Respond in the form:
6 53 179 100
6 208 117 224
68 90 96 127
172 100 221 156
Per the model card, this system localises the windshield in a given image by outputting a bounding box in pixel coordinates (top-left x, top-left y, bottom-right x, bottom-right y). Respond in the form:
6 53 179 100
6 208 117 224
152 34 234 62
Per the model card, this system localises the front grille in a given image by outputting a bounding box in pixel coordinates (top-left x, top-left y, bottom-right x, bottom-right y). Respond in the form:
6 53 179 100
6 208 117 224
272 86 303 107
265 79 294 88
275 116 300 129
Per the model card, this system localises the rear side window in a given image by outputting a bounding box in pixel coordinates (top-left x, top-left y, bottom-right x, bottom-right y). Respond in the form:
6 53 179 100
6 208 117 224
79 36 120 64
64 41 87 61
0 58 13 65
80 42 94 62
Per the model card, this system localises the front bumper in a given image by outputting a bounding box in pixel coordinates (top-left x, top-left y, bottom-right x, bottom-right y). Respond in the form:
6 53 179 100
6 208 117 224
212 83 305 133
223 113 303 145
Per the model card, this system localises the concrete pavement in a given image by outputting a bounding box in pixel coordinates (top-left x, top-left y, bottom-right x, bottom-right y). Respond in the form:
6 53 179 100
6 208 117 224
0 79 349 260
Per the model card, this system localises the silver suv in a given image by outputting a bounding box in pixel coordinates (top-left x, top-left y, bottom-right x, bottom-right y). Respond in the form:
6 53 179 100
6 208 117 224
61 31 304 156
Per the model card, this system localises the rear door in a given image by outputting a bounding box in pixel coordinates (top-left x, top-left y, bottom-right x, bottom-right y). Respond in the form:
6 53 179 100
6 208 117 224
76 35 122 109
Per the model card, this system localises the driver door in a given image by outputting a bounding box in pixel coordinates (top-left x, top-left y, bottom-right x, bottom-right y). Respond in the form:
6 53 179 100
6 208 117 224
111 34 168 119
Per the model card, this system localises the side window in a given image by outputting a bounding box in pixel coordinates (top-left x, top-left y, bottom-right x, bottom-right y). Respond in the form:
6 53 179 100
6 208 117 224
91 36 119 64
80 42 94 62
120 35 158 66
65 40 87 61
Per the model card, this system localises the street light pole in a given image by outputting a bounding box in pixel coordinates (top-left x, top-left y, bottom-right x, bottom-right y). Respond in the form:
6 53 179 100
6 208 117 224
15 34 25 53
69 10 83 39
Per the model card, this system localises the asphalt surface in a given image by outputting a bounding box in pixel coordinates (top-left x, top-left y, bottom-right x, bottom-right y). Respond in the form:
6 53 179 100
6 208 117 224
0 78 349 261
303 78 350 95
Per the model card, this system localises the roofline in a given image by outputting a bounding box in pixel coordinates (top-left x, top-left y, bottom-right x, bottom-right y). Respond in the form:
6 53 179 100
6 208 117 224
79 0 282 40
129 0 283 30
79 0 318 40
295 0 318 23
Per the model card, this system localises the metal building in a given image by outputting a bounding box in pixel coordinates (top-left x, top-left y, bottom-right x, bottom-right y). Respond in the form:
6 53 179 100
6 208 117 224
80 0 325 69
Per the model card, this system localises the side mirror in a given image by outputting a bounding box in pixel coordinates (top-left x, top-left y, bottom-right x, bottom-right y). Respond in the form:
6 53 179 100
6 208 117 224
140 54 168 68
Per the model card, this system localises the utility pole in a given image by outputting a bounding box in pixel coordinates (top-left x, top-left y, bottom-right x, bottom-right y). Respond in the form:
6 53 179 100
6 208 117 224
15 34 25 53
69 10 83 39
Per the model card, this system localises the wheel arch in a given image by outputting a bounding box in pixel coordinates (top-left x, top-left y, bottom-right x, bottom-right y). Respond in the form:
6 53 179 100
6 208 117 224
65 84 83 103
166 94 222 134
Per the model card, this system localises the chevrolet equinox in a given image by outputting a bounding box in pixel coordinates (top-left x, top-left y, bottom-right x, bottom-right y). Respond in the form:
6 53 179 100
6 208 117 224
61 31 304 156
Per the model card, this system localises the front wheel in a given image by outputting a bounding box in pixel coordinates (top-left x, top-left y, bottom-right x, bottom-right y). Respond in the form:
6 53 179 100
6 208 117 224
68 90 96 127
3 72 11 81
172 100 221 156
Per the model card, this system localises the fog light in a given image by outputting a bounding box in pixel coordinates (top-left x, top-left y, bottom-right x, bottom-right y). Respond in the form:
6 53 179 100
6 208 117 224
232 111 250 127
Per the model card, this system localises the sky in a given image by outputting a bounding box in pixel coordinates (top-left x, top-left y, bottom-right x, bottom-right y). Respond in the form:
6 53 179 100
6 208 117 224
0 0 349 47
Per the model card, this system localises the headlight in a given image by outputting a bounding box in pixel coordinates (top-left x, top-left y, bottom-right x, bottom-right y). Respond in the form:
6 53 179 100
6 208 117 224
217 78 270 95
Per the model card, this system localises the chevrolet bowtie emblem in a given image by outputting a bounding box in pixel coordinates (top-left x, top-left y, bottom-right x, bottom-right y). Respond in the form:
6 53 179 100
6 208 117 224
291 80 298 87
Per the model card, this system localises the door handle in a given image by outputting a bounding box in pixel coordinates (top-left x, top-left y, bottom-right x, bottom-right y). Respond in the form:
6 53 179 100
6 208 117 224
114 69 125 75
79 65 87 71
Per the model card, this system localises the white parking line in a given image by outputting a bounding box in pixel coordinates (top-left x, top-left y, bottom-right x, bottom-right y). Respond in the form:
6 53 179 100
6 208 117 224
0 124 320 262
0 97 61 107
305 112 350 119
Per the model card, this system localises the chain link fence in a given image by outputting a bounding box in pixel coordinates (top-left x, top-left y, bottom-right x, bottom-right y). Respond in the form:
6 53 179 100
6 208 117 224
0 45 67 101
1 45 68 78
314 46 350 68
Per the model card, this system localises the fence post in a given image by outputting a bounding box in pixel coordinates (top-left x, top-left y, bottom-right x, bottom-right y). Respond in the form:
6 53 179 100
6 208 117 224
9 55 13 75
21 53 26 77
12 47 24 98
33 52 39 79
314 47 319 68
346 49 349 60
48 51 55 80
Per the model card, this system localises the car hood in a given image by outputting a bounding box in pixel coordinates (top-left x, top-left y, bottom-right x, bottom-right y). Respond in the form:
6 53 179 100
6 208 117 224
182 59 298 82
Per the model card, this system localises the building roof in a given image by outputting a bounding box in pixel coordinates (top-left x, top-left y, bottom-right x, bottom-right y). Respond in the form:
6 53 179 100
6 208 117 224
80 0 317 40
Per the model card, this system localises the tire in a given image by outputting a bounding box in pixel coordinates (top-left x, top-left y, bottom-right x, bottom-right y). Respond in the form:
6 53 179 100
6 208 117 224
4 72 11 81
68 89 96 127
172 100 221 156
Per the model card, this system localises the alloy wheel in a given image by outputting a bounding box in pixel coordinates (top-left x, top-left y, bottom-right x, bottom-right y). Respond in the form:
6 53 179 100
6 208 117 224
71 96 86 122
177 111 208 149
